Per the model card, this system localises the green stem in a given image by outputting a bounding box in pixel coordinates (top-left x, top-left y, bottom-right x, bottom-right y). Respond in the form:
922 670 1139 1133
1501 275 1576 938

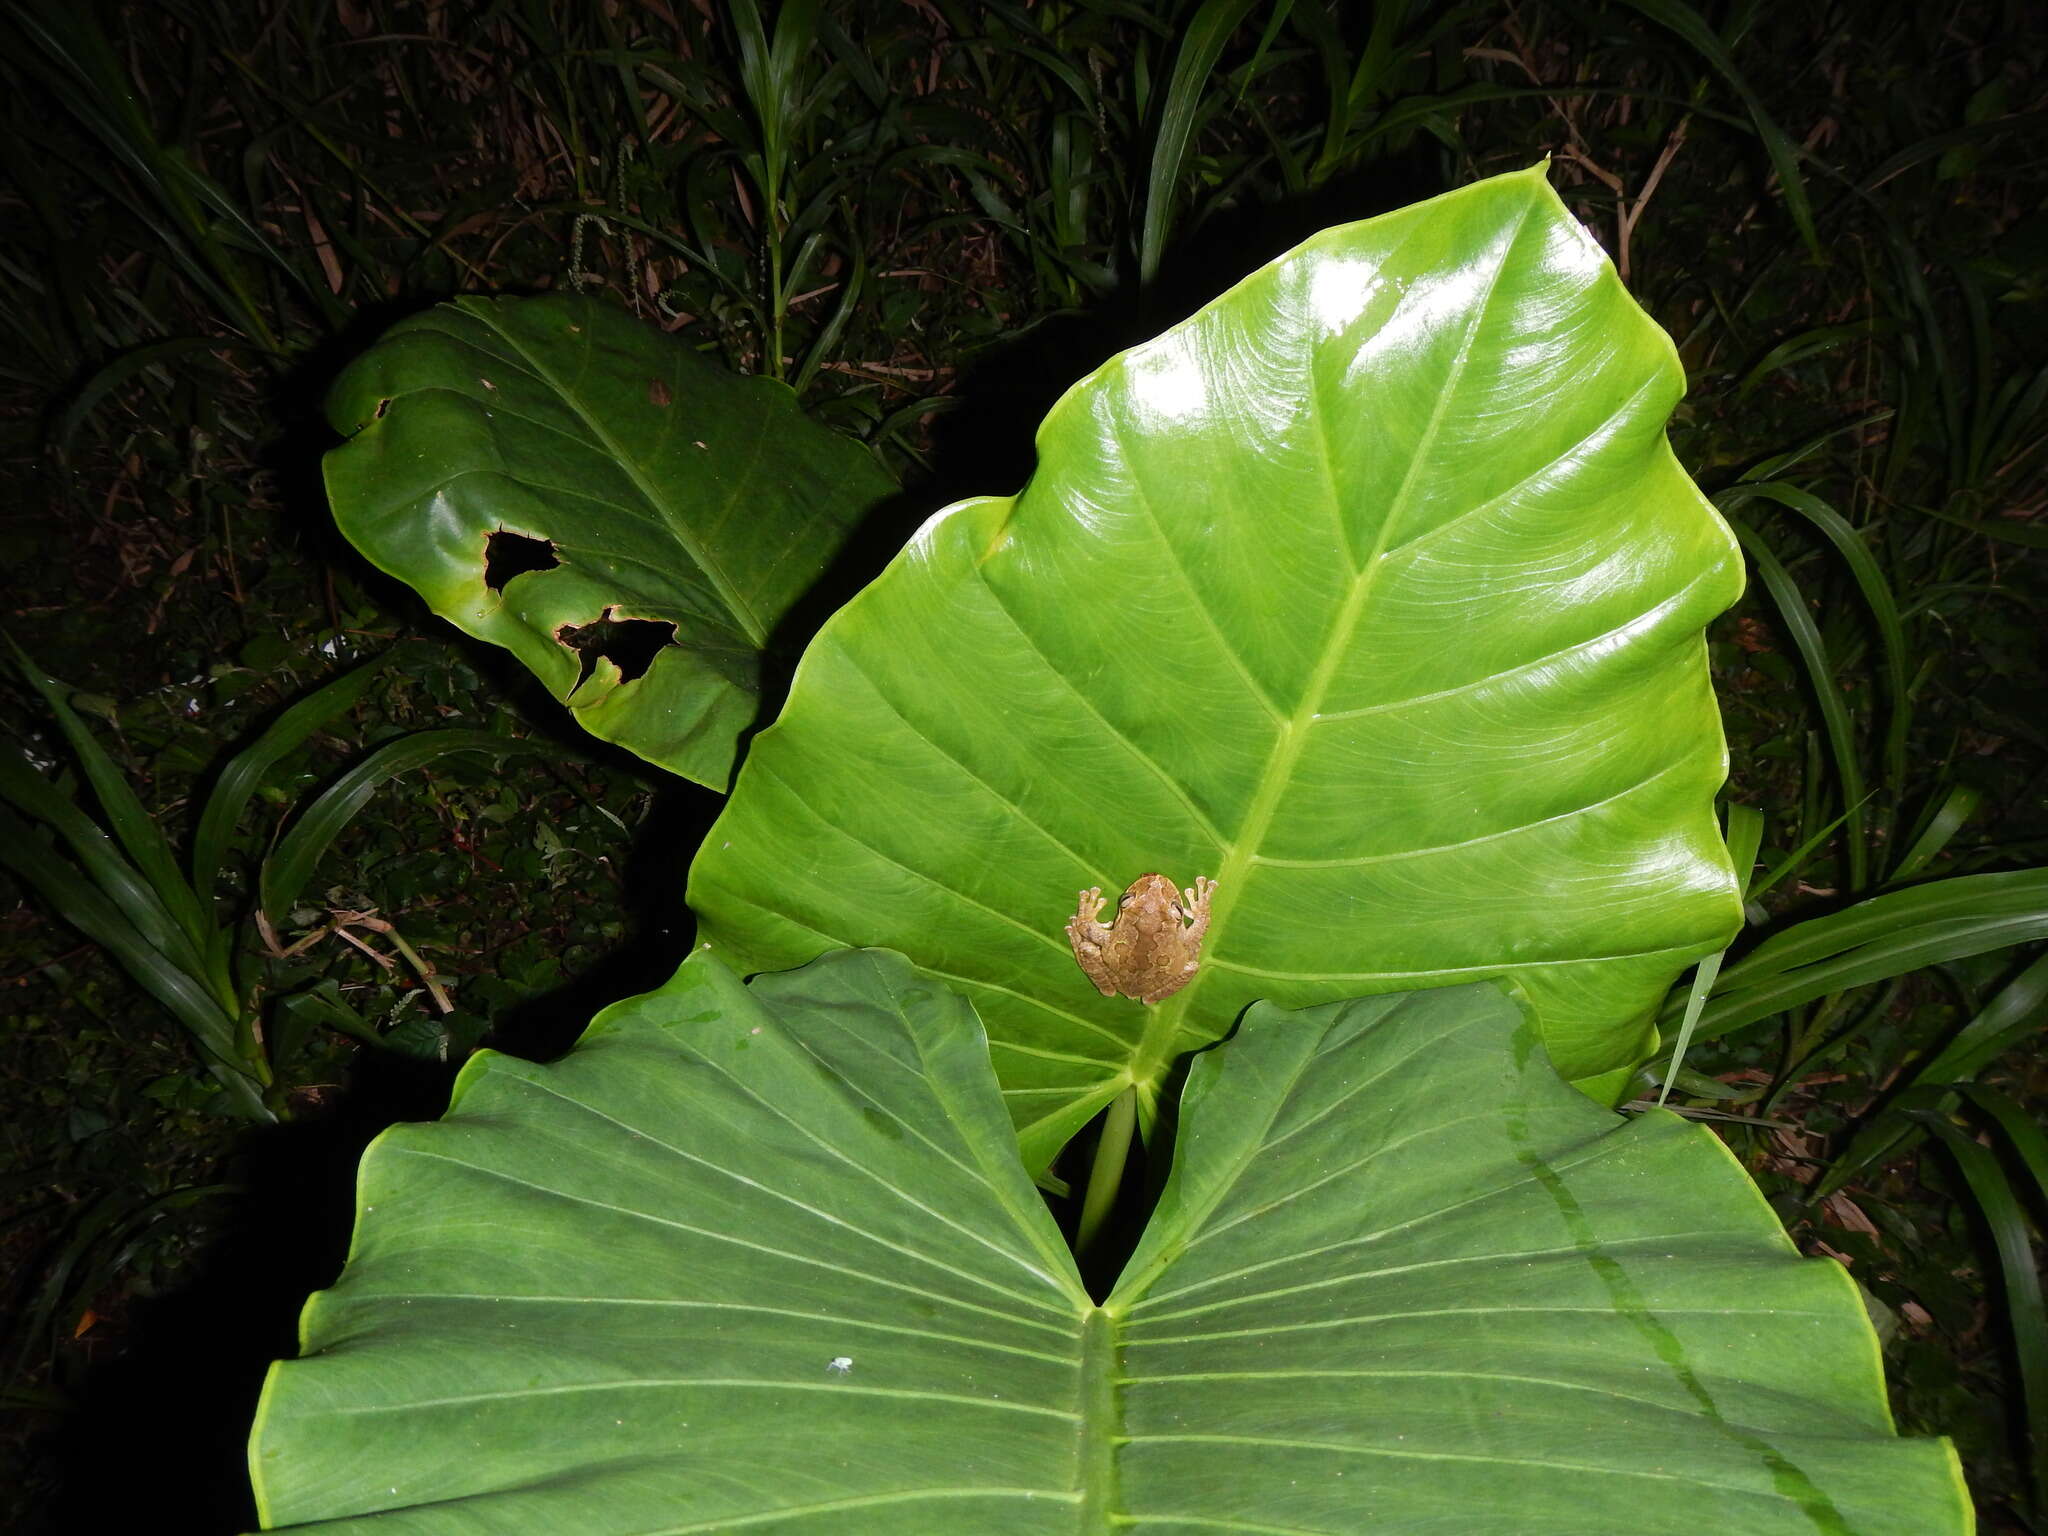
768 226 786 381
1076 1086 1137 1259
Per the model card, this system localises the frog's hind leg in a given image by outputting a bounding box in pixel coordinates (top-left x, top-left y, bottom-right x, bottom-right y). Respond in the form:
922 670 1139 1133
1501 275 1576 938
1141 961 1200 1005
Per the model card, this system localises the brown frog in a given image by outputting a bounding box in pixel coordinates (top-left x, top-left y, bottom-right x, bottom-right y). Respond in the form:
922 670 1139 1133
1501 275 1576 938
1066 873 1218 1004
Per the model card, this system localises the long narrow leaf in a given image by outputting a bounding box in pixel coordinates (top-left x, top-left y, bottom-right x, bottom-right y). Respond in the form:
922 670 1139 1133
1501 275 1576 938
52 335 245 458
1750 795 1869 902
1726 482 1911 798
12 647 213 950
192 650 399 904
1728 520 1869 888
1658 803 1763 1104
1685 915 2048 1043
1736 320 1896 398
1820 949 2048 1200
1919 952 2048 1087
259 731 553 921
1139 0 1261 287
1738 409 1895 484
0 805 270 1120
1613 0 1819 257
1962 1086 2048 1216
1720 869 2048 985
1915 1111 2048 1513
1666 870 2048 1044
1889 785 1982 886
0 740 212 986
1915 500 2048 550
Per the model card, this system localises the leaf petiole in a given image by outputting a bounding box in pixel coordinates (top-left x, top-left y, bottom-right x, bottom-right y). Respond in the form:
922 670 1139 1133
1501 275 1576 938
1075 1085 1137 1259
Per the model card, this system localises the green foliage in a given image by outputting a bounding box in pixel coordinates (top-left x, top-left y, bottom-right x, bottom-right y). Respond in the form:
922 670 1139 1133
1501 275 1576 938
0 644 558 1118
323 294 896 787
1 633 652 1507
692 168 1747 1176
250 951 1969 1533
1 0 2041 1527
253 169 1995 1529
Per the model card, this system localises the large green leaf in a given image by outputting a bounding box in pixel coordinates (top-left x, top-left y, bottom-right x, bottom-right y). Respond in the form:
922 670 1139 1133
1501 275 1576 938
249 950 1967 1532
689 165 1745 1170
323 294 895 788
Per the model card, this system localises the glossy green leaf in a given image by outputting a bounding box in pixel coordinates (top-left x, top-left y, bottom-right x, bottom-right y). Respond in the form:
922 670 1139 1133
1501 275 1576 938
249 951 1967 1532
690 165 1745 1170
322 294 895 788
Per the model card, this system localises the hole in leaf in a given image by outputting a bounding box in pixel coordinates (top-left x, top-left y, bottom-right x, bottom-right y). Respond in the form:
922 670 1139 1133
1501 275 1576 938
555 607 677 689
372 398 390 419
483 530 560 592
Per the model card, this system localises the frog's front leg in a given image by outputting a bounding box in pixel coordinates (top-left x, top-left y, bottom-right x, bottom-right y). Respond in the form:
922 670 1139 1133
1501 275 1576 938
1069 886 1112 944
1180 876 1218 945
1066 887 1117 996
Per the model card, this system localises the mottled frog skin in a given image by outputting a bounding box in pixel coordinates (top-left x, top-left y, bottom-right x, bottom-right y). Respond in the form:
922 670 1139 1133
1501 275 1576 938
1066 873 1217 1003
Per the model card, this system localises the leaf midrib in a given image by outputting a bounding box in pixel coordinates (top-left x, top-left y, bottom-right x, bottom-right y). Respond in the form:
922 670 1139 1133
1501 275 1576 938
464 305 770 647
1125 189 1540 1104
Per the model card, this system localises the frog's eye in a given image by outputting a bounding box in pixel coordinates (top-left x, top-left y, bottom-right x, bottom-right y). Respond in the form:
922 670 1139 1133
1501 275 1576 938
1169 903 1184 920
1117 891 1136 908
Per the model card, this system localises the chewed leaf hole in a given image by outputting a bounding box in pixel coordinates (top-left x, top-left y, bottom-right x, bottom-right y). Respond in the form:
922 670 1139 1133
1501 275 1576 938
556 607 678 689
484 530 561 593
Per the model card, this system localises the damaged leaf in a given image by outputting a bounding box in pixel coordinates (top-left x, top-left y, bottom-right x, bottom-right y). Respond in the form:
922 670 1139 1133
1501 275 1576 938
323 294 895 788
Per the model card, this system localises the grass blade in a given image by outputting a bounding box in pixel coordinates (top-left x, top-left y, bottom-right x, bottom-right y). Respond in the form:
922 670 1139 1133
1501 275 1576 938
11 646 213 951
0 804 269 1119
1889 785 1982 887
191 650 399 905
1736 320 1896 398
0 738 210 986
1915 1110 2048 1517
1814 952 2048 1204
1726 518 1869 889
1961 1087 2048 1214
1671 870 2048 1042
1725 482 1911 799
1139 0 1261 288
1749 796 1870 903
1920 952 2048 1088
52 335 246 459
1657 803 1763 1105
1612 0 1819 257
1719 870 2048 984
260 731 553 922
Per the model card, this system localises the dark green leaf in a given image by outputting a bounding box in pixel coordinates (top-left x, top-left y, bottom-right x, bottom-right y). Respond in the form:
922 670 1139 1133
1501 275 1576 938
259 730 553 921
249 953 1968 1532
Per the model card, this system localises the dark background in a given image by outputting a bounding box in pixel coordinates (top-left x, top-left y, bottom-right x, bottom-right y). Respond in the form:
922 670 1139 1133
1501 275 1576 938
2 1 2043 1530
